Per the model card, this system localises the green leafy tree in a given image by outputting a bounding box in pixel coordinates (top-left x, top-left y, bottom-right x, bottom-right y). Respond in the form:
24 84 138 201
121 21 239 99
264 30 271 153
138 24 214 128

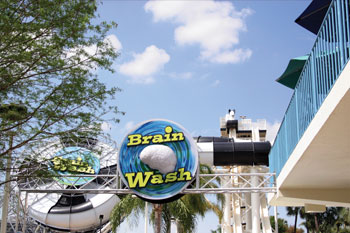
270 216 288 233
300 207 350 233
0 0 122 169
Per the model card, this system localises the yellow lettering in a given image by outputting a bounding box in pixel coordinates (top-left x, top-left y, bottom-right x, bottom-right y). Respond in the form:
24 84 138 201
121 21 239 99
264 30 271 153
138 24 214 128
85 167 95 174
71 157 82 166
127 134 142 146
68 165 77 172
152 135 164 143
59 165 67 172
77 167 87 173
177 168 192 181
125 172 153 188
150 174 164 184
142 135 153 145
171 132 184 141
163 126 172 142
165 172 178 183
51 157 61 165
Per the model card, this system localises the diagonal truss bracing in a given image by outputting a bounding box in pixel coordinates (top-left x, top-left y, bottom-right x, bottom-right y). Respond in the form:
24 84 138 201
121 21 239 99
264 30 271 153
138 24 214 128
15 172 276 194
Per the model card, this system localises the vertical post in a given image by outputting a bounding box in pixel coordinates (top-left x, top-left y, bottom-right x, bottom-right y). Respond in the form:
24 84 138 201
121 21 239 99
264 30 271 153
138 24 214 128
22 192 29 233
232 167 243 233
245 193 252 232
145 201 148 233
251 167 261 233
15 191 21 233
116 166 120 189
337 0 345 65
1 134 13 233
274 206 278 233
310 53 318 112
99 214 104 233
294 92 300 140
196 158 200 189
222 176 233 233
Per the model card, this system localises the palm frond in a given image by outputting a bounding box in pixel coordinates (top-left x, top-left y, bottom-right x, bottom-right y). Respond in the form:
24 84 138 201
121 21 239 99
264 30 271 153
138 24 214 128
110 194 145 232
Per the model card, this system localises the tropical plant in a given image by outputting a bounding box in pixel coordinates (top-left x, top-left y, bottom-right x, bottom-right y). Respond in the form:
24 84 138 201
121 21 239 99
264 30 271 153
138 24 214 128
109 194 146 231
286 226 304 233
110 164 224 233
286 207 302 233
300 207 350 233
270 216 288 233
210 225 222 233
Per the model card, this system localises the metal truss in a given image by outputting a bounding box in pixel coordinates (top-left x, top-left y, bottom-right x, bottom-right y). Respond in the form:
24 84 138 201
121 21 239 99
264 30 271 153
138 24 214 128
9 171 275 232
3 133 276 232
15 171 276 194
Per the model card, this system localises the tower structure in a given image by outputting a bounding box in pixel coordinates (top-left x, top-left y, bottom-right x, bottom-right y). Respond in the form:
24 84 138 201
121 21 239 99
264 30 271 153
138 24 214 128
219 110 272 233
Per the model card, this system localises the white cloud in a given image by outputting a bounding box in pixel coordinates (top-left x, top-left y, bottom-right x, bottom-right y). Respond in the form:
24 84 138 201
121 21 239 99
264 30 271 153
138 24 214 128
168 72 193 80
210 48 252 64
145 0 253 64
66 34 122 71
120 121 136 134
119 45 170 84
266 121 281 144
83 34 122 57
101 122 112 132
211 80 220 87
104 34 122 52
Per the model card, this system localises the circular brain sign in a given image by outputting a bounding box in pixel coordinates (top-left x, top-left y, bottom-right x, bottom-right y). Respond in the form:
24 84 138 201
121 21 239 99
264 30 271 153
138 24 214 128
118 119 198 201
50 147 100 186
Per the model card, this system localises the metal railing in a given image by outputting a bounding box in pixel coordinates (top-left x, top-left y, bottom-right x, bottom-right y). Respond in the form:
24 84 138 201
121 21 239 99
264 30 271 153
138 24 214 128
269 0 350 176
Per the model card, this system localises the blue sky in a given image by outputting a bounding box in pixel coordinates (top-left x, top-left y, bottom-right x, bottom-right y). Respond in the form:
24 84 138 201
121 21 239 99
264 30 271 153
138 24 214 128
96 0 314 232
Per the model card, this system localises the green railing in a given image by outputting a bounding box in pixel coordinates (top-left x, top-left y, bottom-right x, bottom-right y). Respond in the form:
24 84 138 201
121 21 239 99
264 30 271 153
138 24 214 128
269 0 350 175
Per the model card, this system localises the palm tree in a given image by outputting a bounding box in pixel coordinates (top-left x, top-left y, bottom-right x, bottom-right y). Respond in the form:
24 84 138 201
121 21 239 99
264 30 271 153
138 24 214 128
110 193 222 233
110 194 146 231
286 207 303 233
154 193 223 233
110 164 223 233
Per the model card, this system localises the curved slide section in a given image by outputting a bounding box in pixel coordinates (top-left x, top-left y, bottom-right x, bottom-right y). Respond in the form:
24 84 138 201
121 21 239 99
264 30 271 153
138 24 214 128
25 137 119 232
28 192 119 232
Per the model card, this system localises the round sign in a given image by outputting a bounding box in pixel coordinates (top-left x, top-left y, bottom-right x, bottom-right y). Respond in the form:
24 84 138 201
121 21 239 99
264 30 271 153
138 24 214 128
49 146 100 186
118 119 198 200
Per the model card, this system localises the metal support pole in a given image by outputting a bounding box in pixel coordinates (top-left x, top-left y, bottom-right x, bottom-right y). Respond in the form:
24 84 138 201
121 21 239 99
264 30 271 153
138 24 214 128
222 176 233 233
1 134 13 233
232 167 242 233
22 192 28 233
251 167 261 233
145 201 148 233
274 206 278 233
245 192 252 231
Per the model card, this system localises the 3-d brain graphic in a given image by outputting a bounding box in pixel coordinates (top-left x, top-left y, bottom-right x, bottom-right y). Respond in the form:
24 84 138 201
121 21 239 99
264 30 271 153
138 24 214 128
139 144 177 174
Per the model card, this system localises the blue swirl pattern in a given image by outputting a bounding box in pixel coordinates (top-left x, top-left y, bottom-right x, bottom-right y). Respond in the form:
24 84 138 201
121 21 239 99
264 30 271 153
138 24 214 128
118 120 198 200
50 147 100 186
